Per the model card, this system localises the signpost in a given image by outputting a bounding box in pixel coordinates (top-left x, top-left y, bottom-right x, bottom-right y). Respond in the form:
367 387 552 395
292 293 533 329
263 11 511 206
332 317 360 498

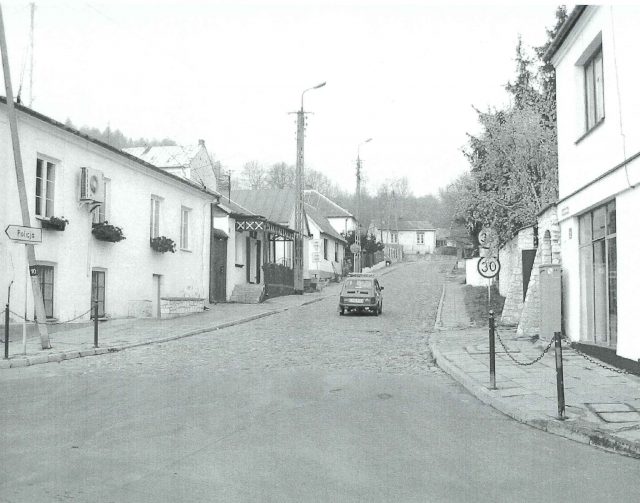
5 225 43 355
4 225 42 244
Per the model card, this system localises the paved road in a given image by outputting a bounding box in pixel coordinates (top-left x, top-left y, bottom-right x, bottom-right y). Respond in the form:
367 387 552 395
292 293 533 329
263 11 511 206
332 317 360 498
2 261 639 502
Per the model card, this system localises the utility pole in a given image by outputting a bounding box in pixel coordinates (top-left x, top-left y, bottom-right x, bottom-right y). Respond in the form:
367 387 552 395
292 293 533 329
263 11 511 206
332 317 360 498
354 138 372 273
355 156 361 273
29 3 35 107
0 5 50 349
293 82 325 293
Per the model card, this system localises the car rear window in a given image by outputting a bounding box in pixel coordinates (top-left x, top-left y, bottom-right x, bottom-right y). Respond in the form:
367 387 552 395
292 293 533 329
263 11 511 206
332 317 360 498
345 279 373 289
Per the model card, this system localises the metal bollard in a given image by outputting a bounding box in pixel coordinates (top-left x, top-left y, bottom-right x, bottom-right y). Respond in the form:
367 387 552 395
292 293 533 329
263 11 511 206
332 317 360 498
4 304 9 360
489 310 496 390
93 300 99 348
554 331 566 420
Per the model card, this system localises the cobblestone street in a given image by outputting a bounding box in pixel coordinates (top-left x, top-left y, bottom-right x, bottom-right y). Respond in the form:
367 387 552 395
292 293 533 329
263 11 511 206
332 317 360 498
2 260 640 502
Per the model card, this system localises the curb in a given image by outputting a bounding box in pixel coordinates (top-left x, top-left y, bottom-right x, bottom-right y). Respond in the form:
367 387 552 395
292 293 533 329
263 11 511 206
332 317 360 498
429 282 640 459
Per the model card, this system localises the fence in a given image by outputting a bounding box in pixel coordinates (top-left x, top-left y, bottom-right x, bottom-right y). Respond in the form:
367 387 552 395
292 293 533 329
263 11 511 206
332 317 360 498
262 263 294 298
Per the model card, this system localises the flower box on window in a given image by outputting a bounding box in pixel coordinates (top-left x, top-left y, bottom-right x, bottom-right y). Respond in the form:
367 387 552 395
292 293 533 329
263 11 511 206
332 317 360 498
150 236 176 253
39 216 69 231
92 221 126 242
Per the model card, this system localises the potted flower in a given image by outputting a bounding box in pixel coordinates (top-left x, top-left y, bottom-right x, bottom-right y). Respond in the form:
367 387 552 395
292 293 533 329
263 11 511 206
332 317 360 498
150 236 176 253
40 216 69 231
92 221 126 242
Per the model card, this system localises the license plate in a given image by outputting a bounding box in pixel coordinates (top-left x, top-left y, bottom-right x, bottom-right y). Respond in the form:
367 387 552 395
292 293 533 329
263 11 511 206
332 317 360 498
348 298 364 303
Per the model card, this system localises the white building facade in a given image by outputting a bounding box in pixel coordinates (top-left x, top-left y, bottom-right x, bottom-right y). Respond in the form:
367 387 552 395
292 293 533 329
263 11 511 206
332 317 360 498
549 5 640 360
0 100 217 321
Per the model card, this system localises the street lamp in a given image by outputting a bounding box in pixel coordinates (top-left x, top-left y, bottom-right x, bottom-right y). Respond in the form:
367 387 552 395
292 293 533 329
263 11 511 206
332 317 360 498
355 138 372 274
294 81 326 293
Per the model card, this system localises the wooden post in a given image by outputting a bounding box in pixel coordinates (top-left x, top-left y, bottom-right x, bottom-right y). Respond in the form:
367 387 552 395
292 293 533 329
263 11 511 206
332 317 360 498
0 5 50 348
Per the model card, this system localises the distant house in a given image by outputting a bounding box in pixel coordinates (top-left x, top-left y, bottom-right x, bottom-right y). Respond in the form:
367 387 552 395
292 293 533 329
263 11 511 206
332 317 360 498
124 140 218 192
304 204 348 280
376 220 436 254
304 189 357 236
435 227 473 257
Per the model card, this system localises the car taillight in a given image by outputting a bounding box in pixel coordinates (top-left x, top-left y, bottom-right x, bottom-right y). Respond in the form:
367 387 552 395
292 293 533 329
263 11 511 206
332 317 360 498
370 297 376 303
340 296 345 303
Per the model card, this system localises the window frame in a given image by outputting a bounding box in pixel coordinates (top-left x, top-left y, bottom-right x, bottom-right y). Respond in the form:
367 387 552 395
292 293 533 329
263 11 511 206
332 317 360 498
35 157 56 218
150 195 162 239
583 46 604 133
93 178 110 224
180 206 191 250
416 231 425 245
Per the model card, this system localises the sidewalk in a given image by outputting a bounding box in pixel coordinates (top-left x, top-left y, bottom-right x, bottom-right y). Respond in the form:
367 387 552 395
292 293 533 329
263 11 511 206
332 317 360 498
431 271 640 459
0 282 344 370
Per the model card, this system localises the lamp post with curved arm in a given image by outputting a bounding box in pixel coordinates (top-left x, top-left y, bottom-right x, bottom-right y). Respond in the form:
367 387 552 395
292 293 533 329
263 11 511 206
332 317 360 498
294 81 326 292
354 138 372 273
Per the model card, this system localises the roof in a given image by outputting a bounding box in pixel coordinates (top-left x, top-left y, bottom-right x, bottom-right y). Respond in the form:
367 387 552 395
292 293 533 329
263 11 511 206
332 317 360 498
304 189 353 218
231 189 296 224
380 220 435 231
0 97 219 199
543 5 588 62
123 144 203 168
305 204 347 243
216 195 260 218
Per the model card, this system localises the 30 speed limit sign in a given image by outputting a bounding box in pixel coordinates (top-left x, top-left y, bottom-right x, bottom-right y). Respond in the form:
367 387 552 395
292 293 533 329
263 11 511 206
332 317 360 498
477 256 500 278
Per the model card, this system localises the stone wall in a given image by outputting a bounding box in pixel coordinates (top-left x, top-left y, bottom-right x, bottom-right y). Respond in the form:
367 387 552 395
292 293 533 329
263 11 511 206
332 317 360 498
499 237 524 326
498 226 536 327
516 205 561 339
160 297 205 317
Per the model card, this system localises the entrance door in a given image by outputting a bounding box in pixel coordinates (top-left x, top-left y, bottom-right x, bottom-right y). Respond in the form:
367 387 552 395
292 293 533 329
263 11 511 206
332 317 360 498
256 240 261 284
35 265 54 319
522 249 537 301
210 234 228 303
152 274 161 318
246 237 252 283
91 270 106 318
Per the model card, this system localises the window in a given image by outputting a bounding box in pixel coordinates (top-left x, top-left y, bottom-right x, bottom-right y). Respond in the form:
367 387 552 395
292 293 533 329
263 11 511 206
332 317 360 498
417 232 425 245
390 232 398 244
323 238 328 260
584 47 604 131
335 244 339 262
34 265 54 318
579 200 616 347
150 196 161 239
92 178 110 224
181 207 191 250
35 158 55 217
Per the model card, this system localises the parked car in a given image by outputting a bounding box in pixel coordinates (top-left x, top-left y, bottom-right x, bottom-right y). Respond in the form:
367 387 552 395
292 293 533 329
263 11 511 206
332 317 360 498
338 273 383 316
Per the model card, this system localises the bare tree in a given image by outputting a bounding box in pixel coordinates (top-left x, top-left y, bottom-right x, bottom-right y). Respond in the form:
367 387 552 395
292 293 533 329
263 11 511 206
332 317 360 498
241 160 267 189
267 162 295 189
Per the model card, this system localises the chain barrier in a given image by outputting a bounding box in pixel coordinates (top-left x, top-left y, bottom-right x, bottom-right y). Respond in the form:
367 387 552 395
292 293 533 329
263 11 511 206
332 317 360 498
493 325 629 375
494 326 555 366
559 335 629 375
8 308 93 325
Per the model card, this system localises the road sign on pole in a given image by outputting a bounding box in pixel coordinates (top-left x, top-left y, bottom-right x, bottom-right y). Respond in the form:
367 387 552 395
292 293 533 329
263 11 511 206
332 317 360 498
477 256 500 279
4 225 41 244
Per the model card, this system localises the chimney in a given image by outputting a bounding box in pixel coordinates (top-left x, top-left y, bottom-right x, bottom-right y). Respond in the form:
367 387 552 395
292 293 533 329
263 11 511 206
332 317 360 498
198 139 205 147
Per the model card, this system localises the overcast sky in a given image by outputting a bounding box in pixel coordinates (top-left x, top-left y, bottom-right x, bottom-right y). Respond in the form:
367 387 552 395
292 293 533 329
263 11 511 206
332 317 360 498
1 0 561 197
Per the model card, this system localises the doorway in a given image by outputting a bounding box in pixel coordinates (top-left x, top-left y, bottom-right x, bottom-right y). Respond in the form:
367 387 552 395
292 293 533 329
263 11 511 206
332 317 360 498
210 232 228 303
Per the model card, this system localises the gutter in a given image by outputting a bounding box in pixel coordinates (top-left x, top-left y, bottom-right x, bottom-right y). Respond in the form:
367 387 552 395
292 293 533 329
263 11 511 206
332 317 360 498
543 5 588 62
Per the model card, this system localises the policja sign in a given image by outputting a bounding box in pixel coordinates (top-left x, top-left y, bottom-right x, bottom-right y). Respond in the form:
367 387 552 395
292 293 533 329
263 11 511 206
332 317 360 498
5 225 42 244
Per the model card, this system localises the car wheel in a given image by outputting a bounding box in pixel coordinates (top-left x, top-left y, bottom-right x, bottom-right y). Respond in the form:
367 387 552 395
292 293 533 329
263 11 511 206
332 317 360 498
378 302 383 315
339 307 344 315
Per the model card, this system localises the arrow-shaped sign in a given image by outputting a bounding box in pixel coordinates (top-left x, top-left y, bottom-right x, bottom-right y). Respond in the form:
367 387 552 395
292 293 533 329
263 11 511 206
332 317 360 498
4 225 42 244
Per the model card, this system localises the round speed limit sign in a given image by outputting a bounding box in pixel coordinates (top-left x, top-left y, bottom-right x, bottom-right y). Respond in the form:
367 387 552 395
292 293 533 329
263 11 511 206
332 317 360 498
477 256 500 279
